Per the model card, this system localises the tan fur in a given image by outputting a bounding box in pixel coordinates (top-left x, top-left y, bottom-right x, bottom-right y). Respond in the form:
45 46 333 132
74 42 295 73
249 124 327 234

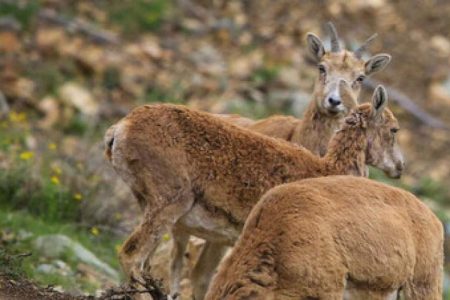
246 115 300 142
105 86 403 298
216 114 256 128
206 176 444 300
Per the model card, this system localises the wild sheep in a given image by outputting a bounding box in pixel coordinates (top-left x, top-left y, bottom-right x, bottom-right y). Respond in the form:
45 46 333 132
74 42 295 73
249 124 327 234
220 22 391 157
205 175 443 300
105 84 404 299
196 23 391 298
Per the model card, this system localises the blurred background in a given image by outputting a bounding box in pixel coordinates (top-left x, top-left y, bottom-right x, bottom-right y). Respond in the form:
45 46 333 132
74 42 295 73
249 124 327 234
0 0 449 298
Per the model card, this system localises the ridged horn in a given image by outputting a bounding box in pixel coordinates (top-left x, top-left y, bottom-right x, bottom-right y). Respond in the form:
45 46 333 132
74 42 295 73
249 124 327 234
327 22 341 52
354 33 378 58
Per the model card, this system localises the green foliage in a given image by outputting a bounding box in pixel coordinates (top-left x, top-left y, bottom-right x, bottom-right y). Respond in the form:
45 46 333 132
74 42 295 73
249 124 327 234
0 113 81 223
0 210 123 292
63 113 89 136
0 249 27 279
25 62 75 97
103 67 121 90
143 85 185 104
108 0 172 35
413 177 449 205
0 1 40 29
0 160 81 223
368 167 403 187
251 66 280 86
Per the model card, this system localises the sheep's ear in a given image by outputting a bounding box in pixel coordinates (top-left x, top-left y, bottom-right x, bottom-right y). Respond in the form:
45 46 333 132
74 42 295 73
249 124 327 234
371 85 388 119
338 79 357 109
365 54 391 75
306 33 325 61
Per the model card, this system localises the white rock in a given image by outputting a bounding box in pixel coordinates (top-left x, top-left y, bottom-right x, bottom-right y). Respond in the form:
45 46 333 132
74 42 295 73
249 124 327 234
33 234 119 282
431 35 450 56
59 82 99 117
36 264 57 274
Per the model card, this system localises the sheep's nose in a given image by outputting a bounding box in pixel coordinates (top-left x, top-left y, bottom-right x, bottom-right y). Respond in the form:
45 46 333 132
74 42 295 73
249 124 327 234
328 97 341 106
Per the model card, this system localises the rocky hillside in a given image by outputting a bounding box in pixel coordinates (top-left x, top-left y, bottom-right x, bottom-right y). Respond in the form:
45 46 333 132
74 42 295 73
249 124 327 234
0 0 449 299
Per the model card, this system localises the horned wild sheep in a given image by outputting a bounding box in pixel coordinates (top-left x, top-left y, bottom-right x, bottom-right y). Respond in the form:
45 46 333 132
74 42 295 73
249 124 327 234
105 84 404 299
180 22 392 299
206 176 443 300
220 22 391 157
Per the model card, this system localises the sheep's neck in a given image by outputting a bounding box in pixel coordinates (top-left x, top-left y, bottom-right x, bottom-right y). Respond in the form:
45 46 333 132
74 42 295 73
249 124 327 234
322 126 368 177
292 96 342 157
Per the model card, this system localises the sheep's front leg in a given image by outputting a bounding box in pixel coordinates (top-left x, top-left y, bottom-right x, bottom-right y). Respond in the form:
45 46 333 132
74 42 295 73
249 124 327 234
191 241 229 300
120 198 194 299
119 208 165 280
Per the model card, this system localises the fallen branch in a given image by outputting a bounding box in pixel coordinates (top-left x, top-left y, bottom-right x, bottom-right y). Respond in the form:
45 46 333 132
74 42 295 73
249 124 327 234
0 90 10 118
101 275 174 300
364 78 448 130
13 252 32 259
38 9 119 45
177 0 212 23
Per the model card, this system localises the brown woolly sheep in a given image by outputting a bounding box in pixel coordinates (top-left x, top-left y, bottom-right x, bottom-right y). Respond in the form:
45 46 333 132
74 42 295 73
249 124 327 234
206 176 443 300
105 84 404 299
221 22 391 157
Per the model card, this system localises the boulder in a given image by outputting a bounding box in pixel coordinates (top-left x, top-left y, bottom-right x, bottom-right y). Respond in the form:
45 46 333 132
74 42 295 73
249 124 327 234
33 234 119 282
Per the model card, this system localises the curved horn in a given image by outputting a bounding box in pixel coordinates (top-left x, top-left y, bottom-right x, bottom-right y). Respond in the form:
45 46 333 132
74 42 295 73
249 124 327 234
354 33 378 58
327 22 341 52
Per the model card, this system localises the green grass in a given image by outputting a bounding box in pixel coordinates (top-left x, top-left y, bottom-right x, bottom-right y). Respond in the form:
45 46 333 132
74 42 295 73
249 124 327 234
0 1 40 30
107 0 172 35
62 113 89 136
142 84 186 104
251 65 280 86
0 160 81 223
0 113 87 223
0 209 123 292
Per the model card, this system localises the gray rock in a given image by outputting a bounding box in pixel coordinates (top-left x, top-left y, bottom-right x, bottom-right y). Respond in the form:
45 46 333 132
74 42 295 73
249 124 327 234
17 229 33 240
267 90 310 116
33 234 119 282
36 264 57 274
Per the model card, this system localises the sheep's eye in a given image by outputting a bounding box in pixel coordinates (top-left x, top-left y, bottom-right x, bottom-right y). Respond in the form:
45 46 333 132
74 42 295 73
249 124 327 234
356 75 366 82
318 64 326 75
390 128 399 134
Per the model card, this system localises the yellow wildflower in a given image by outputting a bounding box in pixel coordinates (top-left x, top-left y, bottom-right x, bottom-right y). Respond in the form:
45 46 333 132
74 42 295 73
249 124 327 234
73 193 83 201
9 111 26 123
115 244 122 254
48 143 57 151
50 176 60 185
91 226 100 236
19 151 34 161
162 233 170 242
51 165 62 175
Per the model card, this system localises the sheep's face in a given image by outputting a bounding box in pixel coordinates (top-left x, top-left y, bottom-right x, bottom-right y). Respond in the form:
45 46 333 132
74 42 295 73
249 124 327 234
306 29 391 118
363 87 404 178
313 51 363 117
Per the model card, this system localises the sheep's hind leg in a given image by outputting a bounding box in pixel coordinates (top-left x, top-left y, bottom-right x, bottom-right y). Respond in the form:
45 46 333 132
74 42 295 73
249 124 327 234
403 278 442 300
191 241 229 300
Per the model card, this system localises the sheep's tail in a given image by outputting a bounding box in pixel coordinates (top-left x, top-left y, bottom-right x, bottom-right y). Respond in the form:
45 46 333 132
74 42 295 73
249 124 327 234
104 124 116 162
